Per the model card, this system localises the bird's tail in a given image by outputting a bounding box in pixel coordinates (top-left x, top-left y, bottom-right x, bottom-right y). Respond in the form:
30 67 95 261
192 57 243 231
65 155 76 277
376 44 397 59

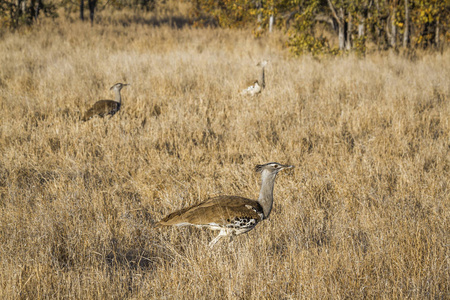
153 222 163 228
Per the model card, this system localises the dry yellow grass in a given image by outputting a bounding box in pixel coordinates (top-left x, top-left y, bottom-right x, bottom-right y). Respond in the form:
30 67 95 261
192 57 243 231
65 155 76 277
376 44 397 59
0 15 449 299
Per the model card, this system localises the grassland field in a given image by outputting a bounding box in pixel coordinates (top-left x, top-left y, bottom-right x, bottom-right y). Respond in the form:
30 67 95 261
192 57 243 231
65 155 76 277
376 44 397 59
0 7 449 299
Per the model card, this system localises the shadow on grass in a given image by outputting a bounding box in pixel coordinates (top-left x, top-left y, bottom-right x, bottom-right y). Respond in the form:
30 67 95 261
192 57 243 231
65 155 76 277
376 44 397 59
105 238 173 271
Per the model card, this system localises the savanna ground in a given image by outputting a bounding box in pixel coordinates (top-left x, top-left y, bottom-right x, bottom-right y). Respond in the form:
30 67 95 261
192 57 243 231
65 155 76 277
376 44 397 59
0 7 449 300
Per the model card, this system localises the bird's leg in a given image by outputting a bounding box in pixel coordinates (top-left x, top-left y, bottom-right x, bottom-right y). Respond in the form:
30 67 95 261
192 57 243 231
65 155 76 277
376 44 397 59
229 232 237 244
208 235 221 249
208 229 227 249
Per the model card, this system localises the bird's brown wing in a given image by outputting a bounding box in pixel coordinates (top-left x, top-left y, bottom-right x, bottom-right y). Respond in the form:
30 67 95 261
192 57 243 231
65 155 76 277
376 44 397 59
82 100 118 121
158 195 263 226
243 79 258 89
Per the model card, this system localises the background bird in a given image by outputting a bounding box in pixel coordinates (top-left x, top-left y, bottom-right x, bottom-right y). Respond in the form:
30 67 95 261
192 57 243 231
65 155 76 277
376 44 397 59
157 162 293 248
241 60 268 96
82 83 129 121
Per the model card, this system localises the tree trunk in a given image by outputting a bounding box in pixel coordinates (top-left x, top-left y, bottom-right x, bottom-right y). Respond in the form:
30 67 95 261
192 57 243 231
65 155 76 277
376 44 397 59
375 0 385 50
80 0 84 21
327 0 348 50
390 7 397 48
256 1 262 31
30 0 36 20
346 11 352 50
358 19 364 38
269 14 274 33
35 0 42 20
88 0 96 26
20 0 26 14
435 18 440 49
403 0 409 48
338 8 346 50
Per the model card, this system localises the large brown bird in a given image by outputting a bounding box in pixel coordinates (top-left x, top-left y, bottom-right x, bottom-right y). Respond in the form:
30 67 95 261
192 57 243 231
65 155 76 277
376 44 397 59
82 83 129 121
157 162 294 248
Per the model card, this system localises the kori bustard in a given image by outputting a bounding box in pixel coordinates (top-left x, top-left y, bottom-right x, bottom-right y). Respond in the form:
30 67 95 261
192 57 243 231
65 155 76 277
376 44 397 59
157 162 294 248
241 60 268 96
82 83 129 121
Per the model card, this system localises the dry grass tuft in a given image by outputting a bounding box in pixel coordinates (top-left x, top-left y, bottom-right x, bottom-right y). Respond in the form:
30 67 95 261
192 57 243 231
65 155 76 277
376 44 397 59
0 17 449 299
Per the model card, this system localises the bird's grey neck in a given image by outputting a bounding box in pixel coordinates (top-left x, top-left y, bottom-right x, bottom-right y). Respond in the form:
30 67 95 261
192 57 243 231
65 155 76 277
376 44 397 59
260 67 265 89
114 89 122 103
257 171 277 218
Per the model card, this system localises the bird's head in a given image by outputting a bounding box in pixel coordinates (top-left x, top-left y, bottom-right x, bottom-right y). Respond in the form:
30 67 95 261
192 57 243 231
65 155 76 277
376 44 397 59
257 60 269 68
110 83 129 91
255 162 294 175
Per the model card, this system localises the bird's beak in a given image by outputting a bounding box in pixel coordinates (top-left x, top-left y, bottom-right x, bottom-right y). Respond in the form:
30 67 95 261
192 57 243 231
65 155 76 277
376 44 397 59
110 83 129 90
283 165 294 170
